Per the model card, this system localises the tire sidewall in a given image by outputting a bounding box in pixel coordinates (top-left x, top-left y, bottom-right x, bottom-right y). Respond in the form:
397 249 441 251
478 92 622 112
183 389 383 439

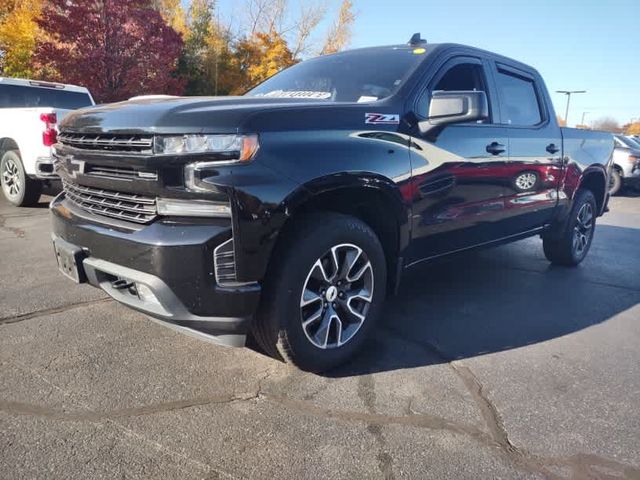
567 190 597 264
270 215 387 371
608 169 622 196
1 150 26 206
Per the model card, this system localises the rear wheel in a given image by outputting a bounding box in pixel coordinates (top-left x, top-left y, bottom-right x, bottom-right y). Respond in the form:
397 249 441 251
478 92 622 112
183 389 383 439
543 189 596 266
1 150 42 207
608 167 622 196
252 213 387 372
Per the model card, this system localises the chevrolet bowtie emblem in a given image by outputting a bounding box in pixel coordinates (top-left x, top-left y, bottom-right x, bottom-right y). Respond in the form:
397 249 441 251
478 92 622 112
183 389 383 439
67 158 85 179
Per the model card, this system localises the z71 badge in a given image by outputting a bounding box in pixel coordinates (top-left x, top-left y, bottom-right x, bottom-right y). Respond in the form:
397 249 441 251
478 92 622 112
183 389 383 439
365 113 400 125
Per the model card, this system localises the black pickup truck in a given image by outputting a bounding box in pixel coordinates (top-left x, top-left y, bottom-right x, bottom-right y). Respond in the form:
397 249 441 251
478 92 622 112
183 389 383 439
51 36 614 371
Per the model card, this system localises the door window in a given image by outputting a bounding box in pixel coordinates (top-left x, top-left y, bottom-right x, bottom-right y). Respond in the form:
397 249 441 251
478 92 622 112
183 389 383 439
419 61 493 122
494 68 542 126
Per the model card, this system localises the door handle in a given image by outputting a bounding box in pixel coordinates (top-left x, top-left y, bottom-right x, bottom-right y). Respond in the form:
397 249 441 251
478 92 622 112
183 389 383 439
486 141 506 155
546 143 560 154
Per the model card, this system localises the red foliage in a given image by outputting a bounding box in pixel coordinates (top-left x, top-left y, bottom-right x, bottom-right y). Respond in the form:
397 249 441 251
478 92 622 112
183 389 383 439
34 0 184 103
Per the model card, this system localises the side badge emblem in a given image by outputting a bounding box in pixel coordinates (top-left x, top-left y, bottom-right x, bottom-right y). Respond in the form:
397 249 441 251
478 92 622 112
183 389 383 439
365 113 400 125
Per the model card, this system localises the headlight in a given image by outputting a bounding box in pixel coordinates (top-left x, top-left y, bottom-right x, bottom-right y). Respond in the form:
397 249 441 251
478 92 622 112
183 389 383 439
154 134 259 162
156 198 231 218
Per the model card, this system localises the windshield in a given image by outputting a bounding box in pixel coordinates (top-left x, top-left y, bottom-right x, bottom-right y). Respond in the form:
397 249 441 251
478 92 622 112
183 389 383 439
0 84 93 109
246 47 425 103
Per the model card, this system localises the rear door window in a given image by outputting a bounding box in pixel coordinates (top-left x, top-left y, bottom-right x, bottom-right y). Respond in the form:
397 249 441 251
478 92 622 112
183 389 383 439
494 67 542 126
0 84 93 109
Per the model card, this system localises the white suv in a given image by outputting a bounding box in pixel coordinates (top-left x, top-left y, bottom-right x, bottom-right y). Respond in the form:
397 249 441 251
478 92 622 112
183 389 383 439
0 78 94 206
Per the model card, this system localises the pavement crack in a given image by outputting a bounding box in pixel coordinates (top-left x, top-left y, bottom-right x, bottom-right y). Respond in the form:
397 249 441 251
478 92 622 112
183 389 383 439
378 327 640 479
0 298 111 325
358 375 396 480
449 362 517 454
0 392 259 422
261 392 493 444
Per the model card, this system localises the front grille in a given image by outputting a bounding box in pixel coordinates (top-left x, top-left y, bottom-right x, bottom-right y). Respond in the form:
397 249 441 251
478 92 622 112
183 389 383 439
85 164 158 181
214 238 238 286
63 180 157 224
58 132 154 154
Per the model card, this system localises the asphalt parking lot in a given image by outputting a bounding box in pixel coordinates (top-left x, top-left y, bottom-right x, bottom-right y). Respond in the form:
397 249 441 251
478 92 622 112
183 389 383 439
1 191 639 480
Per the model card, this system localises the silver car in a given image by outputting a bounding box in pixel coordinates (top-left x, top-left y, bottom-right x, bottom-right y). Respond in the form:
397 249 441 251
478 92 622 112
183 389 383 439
609 135 640 195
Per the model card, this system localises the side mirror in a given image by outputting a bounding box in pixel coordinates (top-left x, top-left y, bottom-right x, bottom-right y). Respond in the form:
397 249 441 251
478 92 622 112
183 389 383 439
419 90 489 134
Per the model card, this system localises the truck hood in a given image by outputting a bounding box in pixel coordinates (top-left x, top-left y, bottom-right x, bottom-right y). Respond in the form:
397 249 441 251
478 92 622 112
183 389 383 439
59 96 395 135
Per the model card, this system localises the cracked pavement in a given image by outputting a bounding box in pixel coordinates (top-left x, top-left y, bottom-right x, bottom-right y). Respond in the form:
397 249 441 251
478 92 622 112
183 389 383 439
1 192 639 479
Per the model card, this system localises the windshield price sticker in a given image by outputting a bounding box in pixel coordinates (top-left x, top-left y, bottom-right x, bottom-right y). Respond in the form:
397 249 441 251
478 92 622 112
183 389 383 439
259 90 332 99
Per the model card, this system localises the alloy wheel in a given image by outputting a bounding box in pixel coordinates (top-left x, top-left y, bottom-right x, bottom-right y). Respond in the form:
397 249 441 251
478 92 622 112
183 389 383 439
1 157 21 199
300 243 374 349
573 202 593 258
515 172 537 191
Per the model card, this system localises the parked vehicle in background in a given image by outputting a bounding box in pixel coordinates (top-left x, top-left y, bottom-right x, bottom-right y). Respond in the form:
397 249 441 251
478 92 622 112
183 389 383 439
51 37 614 371
609 135 640 195
624 136 640 149
0 78 94 206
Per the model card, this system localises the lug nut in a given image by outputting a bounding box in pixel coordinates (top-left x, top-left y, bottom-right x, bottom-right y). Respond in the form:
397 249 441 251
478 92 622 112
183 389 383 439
332 302 336 308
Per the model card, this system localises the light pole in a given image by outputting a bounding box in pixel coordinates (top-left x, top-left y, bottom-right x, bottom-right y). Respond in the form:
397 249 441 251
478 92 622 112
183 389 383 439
556 90 586 125
581 111 590 126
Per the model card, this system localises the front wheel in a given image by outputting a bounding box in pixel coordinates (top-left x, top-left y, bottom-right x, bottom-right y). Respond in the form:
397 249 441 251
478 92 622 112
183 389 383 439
543 189 597 266
252 213 387 372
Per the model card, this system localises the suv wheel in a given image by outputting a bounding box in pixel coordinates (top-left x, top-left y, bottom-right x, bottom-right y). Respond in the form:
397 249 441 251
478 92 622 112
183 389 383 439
252 213 387 372
1 150 42 207
543 189 597 266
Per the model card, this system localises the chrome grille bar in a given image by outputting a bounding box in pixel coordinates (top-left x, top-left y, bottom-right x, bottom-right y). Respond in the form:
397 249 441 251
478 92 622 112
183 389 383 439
58 132 154 154
62 180 157 224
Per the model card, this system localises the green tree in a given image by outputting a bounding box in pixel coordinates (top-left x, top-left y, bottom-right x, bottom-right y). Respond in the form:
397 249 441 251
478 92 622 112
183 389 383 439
181 0 216 95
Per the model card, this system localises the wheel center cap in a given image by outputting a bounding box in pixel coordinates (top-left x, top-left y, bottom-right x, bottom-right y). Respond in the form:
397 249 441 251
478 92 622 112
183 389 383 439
325 286 338 302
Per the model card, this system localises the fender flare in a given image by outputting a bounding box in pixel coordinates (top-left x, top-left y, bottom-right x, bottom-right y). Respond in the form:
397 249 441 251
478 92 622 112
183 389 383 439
280 171 411 247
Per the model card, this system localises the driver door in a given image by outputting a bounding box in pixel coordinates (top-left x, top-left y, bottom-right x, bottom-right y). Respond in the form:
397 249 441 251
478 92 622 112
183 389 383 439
405 56 513 264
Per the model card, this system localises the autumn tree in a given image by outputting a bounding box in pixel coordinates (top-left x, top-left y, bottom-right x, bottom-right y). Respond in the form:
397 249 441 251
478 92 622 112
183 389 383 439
204 24 242 95
623 121 640 136
0 0 41 77
153 0 188 38
321 0 354 55
233 31 295 93
34 0 184 103
591 116 622 133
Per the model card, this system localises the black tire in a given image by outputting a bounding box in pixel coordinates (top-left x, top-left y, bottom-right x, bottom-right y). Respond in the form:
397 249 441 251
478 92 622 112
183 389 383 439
608 168 622 196
252 212 387 372
543 189 597 266
0 150 42 207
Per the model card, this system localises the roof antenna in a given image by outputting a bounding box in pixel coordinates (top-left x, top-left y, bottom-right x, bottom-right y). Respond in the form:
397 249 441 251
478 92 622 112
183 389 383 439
408 33 427 46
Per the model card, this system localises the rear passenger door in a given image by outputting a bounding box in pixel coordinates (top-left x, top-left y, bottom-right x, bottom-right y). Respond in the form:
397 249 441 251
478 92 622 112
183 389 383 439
490 62 563 233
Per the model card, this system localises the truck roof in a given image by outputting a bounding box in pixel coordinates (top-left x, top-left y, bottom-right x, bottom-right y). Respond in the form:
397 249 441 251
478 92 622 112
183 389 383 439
327 42 538 76
0 77 91 94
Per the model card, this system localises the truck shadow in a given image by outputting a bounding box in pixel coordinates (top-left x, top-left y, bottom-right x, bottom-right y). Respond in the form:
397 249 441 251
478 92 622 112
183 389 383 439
326 224 640 378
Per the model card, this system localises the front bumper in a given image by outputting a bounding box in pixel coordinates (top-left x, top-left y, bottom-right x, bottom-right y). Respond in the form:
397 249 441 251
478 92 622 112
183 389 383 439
51 194 261 346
